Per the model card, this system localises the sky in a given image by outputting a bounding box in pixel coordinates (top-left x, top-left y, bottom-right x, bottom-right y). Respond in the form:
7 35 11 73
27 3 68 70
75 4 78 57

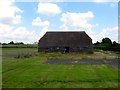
0 0 119 44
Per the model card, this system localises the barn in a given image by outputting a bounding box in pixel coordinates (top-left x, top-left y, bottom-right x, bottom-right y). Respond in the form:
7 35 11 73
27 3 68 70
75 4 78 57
38 31 93 52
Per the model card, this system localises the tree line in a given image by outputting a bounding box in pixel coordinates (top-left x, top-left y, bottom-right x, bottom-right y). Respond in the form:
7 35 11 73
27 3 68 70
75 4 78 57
0 41 24 45
93 37 120 51
0 41 38 48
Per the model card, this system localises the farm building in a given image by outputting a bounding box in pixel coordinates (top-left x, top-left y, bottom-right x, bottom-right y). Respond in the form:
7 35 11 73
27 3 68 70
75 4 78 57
38 31 93 52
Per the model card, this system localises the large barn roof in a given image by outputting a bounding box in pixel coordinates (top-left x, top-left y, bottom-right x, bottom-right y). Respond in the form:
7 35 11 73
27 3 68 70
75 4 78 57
38 31 92 47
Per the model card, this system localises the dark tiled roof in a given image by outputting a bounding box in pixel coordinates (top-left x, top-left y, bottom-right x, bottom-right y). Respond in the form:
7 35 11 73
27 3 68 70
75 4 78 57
38 31 92 47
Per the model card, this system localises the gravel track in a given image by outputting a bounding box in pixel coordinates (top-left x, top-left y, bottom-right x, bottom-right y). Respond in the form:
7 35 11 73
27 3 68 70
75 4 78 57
43 59 120 69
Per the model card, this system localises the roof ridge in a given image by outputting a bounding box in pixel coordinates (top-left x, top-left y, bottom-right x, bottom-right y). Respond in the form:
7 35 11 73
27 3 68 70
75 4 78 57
46 31 85 33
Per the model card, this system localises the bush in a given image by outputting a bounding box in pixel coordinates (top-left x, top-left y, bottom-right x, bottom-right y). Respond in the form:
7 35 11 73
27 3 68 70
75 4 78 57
15 53 32 58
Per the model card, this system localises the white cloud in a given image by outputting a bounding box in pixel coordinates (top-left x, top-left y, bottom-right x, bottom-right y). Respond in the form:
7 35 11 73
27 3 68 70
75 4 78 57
32 17 50 28
32 17 51 39
39 27 49 38
83 26 118 43
59 11 118 43
98 26 118 42
13 15 21 24
0 0 23 25
0 0 34 43
60 11 95 30
0 24 39 43
12 27 38 42
88 26 118 43
15 7 23 13
0 0 40 43
60 24 68 30
59 11 102 43
73 26 118 43
37 2 62 16
0 24 13 38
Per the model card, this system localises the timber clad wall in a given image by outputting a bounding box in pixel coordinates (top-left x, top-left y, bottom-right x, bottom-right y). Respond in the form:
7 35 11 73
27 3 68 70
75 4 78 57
38 31 93 52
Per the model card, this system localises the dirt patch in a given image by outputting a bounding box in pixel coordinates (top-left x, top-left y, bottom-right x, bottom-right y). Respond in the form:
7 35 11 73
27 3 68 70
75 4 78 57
43 59 120 69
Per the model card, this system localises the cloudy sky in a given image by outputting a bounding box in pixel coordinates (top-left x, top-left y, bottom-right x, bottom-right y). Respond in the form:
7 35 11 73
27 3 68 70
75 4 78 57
0 0 118 44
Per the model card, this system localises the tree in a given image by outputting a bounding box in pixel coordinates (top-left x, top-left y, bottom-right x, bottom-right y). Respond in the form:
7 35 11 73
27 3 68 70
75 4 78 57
15 42 24 45
112 41 120 48
8 41 14 44
93 37 120 51
19 42 24 44
112 41 117 47
93 41 100 45
101 37 112 47
2 43 7 45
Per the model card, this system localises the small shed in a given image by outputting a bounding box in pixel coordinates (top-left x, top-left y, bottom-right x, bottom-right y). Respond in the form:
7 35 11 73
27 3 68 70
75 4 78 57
38 31 93 52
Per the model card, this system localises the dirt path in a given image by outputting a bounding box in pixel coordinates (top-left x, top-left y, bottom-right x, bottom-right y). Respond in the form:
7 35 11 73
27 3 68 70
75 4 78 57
43 59 120 70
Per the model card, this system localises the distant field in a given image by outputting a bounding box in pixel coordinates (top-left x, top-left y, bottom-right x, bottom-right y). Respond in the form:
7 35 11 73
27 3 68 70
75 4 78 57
2 48 37 56
2 48 119 88
1 44 38 48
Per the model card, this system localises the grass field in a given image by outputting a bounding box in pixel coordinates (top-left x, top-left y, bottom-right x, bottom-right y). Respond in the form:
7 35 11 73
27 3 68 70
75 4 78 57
2 48 119 88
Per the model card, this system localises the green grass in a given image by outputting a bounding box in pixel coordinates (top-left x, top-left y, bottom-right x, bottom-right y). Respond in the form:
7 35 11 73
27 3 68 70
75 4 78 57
1 44 38 48
2 48 119 88
2 48 37 55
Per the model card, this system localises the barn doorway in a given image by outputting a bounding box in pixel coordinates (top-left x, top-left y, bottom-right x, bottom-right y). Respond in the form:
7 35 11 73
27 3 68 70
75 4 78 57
64 47 69 53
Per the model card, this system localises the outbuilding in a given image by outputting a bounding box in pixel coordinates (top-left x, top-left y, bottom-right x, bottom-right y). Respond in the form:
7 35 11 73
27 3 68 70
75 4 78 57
38 31 93 52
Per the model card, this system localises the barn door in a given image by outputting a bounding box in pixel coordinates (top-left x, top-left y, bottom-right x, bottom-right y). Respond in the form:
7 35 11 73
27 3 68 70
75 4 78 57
64 47 69 53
